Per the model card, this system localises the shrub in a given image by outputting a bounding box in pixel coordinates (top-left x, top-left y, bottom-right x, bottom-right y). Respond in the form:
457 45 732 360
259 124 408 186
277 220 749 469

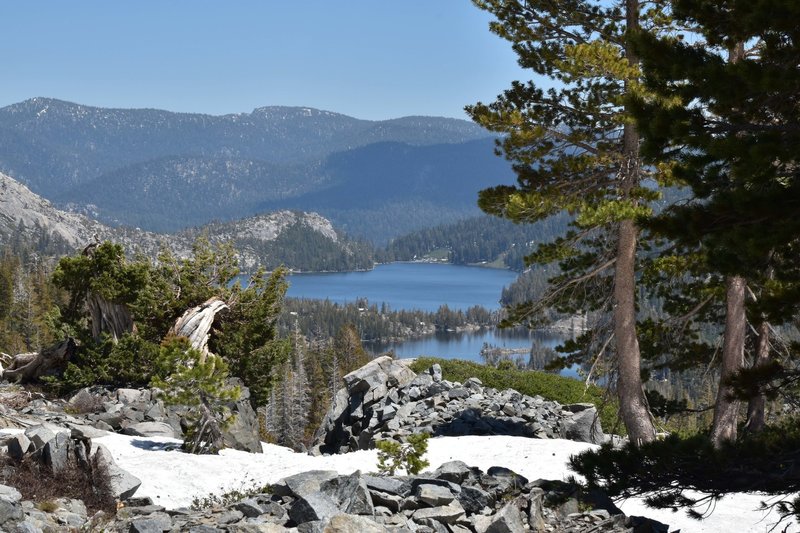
53 333 160 393
376 433 430 475
191 479 271 510
151 337 240 454
570 419 800 526
36 500 59 513
0 451 116 514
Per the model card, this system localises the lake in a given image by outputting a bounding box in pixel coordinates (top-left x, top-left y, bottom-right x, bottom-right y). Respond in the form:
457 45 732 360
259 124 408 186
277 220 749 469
286 262 574 375
287 262 518 312
367 328 565 362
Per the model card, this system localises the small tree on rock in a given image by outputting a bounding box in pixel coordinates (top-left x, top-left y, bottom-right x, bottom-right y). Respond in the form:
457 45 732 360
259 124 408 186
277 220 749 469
151 336 240 454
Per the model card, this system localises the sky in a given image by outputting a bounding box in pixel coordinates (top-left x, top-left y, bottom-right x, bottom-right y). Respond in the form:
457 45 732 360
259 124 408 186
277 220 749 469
1 1 531 121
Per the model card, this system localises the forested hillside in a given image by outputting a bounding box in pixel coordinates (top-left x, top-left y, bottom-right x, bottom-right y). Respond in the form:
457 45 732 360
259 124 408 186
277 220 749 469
379 214 568 270
0 171 373 273
279 298 497 343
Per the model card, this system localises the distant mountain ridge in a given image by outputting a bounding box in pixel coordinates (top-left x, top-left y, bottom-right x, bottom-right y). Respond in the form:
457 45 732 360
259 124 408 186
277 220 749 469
0 97 489 194
0 98 513 242
0 171 372 272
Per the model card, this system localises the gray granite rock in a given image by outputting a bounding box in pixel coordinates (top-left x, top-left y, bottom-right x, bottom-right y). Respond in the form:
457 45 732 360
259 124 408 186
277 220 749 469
273 470 339 499
411 501 465 525
232 498 265 518
484 499 526 533
68 423 109 439
42 431 70 474
7 434 31 460
323 514 390 532
0 484 23 527
24 425 56 451
129 511 173 532
458 485 493 514
288 492 341 525
561 405 605 443
416 484 455 507
321 471 374 515
93 444 142 500
433 460 472 484
117 389 150 405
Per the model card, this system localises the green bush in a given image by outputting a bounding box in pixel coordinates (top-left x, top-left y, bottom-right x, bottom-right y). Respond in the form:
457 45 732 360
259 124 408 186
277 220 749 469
376 433 430 475
53 333 160 392
409 357 620 434
151 337 241 454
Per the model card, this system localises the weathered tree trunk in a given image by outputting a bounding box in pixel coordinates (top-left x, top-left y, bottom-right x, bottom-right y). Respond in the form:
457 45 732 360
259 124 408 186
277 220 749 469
0 352 13 372
2 338 77 382
87 292 135 343
711 275 747 448
614 0 656 446
168 297 229 361
744 320 770 433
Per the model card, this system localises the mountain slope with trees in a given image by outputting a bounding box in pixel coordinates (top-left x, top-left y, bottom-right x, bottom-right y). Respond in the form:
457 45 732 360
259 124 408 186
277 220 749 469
379 214 568 270
0 171 373 272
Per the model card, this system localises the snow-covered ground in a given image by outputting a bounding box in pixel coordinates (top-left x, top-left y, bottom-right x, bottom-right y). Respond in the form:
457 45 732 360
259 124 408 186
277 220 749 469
83 433 796 533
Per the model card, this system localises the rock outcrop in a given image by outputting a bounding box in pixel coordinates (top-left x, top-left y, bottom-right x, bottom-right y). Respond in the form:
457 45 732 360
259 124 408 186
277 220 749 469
0 463 670 532
79 383 262 453
2 382 262 454
312 357 605 455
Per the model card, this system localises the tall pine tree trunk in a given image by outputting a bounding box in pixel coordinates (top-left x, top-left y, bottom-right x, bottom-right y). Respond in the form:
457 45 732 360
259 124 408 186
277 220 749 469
744 320 770 433
615 0 656 446
709 42 748 449
710 275 746 447
745 262 773 434
614 216 655 445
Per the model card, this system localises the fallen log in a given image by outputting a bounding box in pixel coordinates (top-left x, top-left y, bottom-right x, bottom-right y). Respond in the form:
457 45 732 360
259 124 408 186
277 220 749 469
2 338 77 382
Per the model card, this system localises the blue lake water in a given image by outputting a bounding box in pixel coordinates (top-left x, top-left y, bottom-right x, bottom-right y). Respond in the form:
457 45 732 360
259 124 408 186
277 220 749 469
286 262 518 313
285 263 574 376
367 328 565 363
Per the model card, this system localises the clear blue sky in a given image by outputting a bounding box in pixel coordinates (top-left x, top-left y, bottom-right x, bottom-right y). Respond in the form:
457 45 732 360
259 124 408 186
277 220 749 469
1 1 530 121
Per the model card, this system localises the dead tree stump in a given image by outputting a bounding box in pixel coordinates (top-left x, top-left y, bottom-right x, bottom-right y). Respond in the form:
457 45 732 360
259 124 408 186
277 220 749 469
168 297 229 362
2 338 77 382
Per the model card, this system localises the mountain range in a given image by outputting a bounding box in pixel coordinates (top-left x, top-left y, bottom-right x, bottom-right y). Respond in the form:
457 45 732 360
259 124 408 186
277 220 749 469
0 98 514 243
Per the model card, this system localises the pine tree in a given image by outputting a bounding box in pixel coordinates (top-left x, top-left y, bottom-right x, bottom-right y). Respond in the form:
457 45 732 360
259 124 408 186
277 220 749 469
333 324 369 376
304 340 331 443
632 0 800 445
151 337 240 454
467 0 676 444
262 332 311 450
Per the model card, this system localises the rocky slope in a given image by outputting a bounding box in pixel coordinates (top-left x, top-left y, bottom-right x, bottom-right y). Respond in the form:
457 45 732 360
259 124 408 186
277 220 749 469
0 362 670 532
0 171 373 271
